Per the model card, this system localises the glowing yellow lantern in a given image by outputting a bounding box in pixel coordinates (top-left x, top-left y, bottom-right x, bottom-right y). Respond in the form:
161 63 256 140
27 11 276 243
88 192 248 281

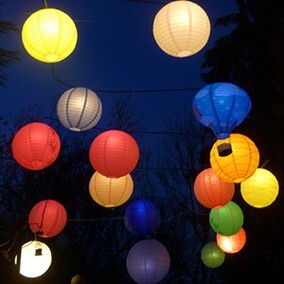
22 8 78 63
210 133 260 183
240 168 279 208
153 0 211 57
15 240 52 278
216 227 246 254
89 171 134 208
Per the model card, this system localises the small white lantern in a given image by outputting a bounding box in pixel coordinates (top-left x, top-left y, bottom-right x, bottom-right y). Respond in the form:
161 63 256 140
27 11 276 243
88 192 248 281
57 87 102 131
15 240 52 278
153 0 211 57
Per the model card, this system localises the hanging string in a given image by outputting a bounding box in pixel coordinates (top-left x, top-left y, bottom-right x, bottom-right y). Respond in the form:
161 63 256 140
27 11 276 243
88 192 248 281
261 149 284 168
43 0 48 8
51 63 201 94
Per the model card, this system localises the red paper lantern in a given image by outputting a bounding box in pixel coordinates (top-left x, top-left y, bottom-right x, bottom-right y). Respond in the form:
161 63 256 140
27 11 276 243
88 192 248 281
89 130 139 178
194 168 235 209
216 227 246 254
12 122 61 170
29 200 67 238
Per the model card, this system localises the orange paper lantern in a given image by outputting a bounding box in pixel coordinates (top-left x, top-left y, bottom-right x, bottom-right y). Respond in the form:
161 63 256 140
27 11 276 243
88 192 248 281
12 122 60 170
29 200 67 238
210 133 259 183
89 130 139 178
216 227 246 254
89 171 134 208
194 168 235 208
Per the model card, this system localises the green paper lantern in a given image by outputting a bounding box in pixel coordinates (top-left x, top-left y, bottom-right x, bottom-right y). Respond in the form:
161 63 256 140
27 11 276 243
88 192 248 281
201 242 225 268
209 201 244 236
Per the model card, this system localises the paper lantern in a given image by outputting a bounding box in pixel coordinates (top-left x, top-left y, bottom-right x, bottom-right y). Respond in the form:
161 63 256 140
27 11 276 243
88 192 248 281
153 0 210 57
15 240 52 278
124 200 161 237
210 133 259 183
209 201 244 236
193 83 251 139
240 168 279 208
71 275 86 284
194 168 235 209
57 87 102 131
126 239 170 284
89 171 134 208
216 227 246 254
201 242 225 268
89 130 139 178
22 8 78 63
29 199 67 238
12 122 61 171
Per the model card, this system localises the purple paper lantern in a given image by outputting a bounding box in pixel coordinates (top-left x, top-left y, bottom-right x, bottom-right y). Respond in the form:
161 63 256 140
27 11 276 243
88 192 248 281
124 200 161 237
126 239 170 284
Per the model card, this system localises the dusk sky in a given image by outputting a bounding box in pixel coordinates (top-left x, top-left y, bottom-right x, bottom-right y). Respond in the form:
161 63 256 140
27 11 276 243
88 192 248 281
1 0 238 131
2 1 284 283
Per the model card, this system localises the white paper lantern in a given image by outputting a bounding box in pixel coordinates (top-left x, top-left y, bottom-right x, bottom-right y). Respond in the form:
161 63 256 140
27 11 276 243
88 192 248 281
153 0 211 57
15 240 52 278
57 87 102 131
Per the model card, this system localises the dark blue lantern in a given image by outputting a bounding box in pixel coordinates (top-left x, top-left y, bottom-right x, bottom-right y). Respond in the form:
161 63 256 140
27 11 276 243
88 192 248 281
192 82 251 139
124 200 161 237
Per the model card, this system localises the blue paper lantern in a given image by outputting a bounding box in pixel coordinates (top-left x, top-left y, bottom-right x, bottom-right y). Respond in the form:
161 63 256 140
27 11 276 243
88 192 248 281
126 239 170 284
124 200 160 237
192 82 251 139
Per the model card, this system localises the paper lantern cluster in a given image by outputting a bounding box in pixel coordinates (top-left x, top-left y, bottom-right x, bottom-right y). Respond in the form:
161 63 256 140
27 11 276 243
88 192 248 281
15 0 280 279
88 130 139 208
153 0 211 57
124 200 168 282
18 199 68 277
192 82 279 268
